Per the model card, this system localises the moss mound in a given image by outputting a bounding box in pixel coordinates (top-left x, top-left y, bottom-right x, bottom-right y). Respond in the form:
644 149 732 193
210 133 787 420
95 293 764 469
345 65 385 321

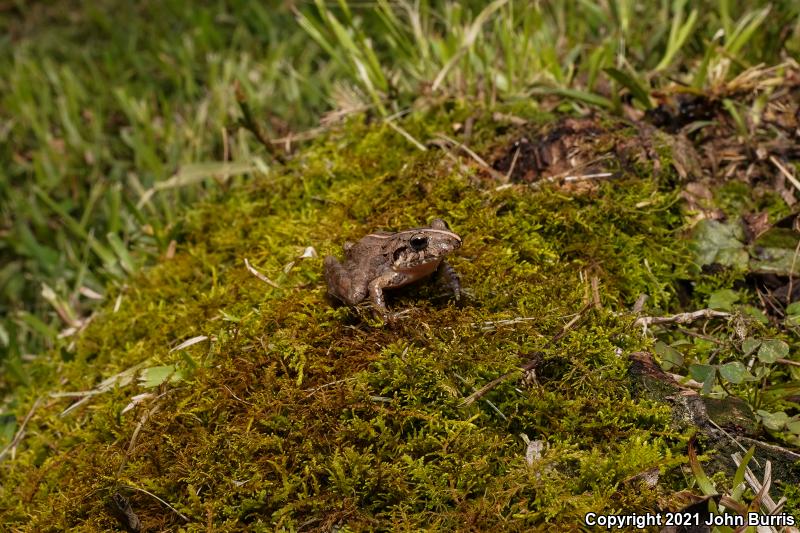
2 107 699 530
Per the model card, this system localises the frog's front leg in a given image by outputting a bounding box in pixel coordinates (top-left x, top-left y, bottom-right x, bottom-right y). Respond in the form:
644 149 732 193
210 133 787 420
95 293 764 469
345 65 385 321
368 271 402 319
437 259 461 300
324 256 367 305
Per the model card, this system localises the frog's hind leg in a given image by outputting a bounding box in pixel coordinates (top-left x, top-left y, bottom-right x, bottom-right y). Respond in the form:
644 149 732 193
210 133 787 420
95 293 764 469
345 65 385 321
436 259 461 301
323 255 367 305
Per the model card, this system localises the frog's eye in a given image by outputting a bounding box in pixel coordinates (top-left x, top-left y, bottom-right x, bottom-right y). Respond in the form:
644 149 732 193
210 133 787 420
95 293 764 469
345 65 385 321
410 236 428 251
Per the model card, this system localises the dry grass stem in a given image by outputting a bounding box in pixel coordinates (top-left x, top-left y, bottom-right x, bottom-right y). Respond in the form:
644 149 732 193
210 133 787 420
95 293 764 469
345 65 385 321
634 309 731 328
244 258 280 288
385 120 428 151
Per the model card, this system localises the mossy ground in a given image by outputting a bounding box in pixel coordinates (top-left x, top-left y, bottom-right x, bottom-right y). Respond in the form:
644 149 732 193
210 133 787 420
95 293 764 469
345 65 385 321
2 106 714 530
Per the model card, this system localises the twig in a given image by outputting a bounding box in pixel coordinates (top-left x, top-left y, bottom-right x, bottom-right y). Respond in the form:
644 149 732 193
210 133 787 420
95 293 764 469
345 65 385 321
117 400 164 476
222 384 253 405
244 258 280 288
453 373 506 420
427 139 477 177
634 309 731 328
504 144 521 183
0 398 41 462
58 362 148 416
435 133 491 168
434 134 507 181
535 172 614 187
460 303 591 406
707 417 751 457
776 357 800 367
122 485 189 522
478 316 539 331
770 155 800 195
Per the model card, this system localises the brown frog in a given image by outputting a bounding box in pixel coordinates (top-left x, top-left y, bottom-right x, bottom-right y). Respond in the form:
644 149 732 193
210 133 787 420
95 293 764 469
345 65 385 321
324 218 462 318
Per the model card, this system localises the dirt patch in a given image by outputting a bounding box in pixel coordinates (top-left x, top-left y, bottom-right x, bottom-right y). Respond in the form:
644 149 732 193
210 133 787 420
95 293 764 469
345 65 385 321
490 62 800 191
489 116 670 185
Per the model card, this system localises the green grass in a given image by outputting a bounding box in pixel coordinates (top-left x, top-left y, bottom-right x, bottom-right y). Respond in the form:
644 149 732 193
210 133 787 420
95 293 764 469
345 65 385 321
1 0 798 390
0 1 333 384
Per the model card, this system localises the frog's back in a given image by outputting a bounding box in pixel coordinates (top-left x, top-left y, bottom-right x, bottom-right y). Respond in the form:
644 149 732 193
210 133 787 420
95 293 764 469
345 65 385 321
347 235 394 272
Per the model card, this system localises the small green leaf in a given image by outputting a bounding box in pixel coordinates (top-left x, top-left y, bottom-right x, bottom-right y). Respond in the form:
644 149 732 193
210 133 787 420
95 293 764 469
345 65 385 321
718 361 750 384
757 410 789 431
708 289 739 311
689 363 715 383
688 440 717 496
139 365 183 388
701 372 716 395
785 302 800 326
786 420 800 435
754 366 771 379
742 338 761 355
654 341 684 370
758 339 788 363
691 219 748 269
732 446 755 491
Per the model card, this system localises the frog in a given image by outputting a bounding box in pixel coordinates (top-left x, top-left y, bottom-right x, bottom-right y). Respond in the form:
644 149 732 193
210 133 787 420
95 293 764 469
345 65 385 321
324 218 462 319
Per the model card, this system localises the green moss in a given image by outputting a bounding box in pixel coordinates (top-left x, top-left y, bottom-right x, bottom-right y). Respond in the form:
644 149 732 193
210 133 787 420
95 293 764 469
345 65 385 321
715 180 790 222
783 482 800 517
0 107 713 530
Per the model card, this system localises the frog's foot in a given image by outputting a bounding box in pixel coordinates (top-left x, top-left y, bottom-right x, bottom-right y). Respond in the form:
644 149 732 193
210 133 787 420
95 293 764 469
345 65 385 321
366 305 411 325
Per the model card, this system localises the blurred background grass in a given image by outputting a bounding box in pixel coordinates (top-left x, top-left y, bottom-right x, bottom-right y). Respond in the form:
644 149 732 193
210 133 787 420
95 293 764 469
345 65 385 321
1 0 798 392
